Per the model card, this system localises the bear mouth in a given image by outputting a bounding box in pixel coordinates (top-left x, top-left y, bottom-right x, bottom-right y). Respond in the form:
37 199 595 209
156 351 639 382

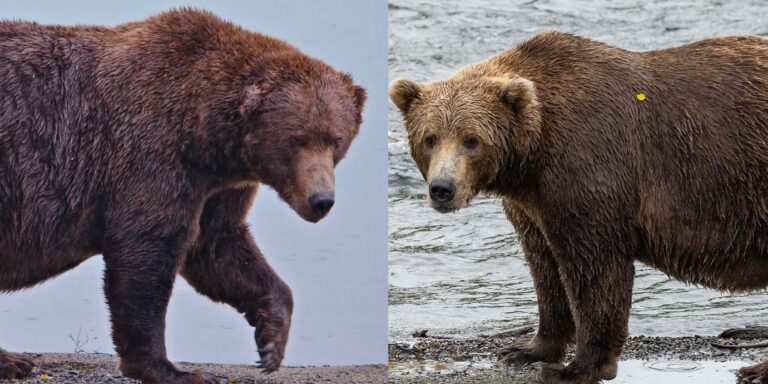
281 192 333 223
430 200 465 213
295 205 331 223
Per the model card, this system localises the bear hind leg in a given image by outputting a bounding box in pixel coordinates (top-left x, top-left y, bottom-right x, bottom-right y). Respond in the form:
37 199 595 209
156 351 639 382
103 214 223 384
0 348 34 379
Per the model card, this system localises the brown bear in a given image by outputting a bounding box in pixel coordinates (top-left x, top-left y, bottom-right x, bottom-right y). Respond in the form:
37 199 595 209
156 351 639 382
390 31 768 384
0 8 366 384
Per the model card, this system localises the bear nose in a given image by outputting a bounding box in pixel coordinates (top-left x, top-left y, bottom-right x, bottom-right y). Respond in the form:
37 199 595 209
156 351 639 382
309 192 335 215
429 179 455 203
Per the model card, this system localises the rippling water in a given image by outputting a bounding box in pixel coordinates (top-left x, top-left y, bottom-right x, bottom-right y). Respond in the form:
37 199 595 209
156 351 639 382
389 0 768 341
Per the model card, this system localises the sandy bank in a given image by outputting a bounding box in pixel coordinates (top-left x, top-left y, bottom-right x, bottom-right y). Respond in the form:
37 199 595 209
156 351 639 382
0 353 386 384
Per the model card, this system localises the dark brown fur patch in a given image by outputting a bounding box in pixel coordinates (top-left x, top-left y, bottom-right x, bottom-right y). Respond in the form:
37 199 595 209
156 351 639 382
393 31 768 383
0 8 365 382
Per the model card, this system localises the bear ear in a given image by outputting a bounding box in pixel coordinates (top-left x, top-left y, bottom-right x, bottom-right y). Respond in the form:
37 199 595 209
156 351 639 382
353 85 367 110
239 84 264 118
353 85 367 124
500 77 542 130
500 77 538 113
389 78 422 113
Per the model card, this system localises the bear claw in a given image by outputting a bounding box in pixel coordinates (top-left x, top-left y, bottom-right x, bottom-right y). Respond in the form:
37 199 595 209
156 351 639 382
498 344 542 365
498 340 564 366
256 342 281 373
533 362 566 383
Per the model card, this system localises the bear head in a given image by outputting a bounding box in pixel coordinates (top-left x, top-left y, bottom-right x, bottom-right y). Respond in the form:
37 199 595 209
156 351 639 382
192 51 367 224
389 75 541 212
237 62 367 223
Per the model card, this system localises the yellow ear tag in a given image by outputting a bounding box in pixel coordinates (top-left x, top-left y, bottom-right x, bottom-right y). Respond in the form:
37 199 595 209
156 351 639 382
41 374 52 381
636 93 646 101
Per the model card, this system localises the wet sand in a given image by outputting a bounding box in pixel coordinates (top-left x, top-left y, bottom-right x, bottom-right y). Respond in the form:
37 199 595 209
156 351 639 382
389 330 768 383
0 353 386 384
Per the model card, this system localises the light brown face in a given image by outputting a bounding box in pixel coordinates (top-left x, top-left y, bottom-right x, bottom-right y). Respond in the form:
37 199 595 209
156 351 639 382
241 74 366 223
424 138 478 212
390 76 541 213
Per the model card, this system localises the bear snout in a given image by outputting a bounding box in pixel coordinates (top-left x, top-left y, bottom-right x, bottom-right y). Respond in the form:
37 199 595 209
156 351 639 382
308 192 335 216
429 179 455 203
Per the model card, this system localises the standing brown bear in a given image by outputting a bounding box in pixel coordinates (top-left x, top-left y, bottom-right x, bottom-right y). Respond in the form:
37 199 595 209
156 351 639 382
0 8 366 384
390 32 768 384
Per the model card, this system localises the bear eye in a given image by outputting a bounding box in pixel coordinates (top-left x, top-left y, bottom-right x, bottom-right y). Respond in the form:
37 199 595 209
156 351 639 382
291 136 309 148
464 136 479 150
332 137 344 150
424 134 436 149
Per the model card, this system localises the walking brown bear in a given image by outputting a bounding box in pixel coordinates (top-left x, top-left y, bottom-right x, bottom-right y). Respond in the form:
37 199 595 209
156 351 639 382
390 31 768 384
0 8 366 384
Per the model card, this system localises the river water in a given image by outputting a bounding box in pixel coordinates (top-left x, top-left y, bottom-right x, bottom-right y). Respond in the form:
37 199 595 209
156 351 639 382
389 0 768 341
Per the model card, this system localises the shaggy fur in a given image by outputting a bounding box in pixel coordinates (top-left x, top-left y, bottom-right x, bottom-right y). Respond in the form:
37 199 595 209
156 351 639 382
0 8 365 384
391 32 768 383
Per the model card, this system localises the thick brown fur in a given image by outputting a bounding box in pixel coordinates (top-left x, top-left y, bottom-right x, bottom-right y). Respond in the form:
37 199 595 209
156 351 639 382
391 31 768 383
0 8 366 384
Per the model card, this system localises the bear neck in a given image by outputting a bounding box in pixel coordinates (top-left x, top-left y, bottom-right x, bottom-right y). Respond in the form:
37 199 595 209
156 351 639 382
487 148 541 198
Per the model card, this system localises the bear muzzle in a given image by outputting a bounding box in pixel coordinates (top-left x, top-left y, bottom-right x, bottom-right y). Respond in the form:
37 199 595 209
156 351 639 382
429 178 456 203
308 191 335 216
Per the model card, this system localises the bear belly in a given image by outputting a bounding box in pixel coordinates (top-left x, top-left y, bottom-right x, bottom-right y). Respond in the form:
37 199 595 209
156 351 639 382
637 234 768 292
637 185 768 292
0 250 93 291
0 205 103 291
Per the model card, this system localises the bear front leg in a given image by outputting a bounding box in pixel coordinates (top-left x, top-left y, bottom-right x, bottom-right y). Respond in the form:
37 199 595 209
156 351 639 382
103 235 220 384
182 187 293 373
500 204 574 365
537 237 635 384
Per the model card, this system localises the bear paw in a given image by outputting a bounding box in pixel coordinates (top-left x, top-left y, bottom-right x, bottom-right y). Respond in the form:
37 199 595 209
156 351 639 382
252 290 292 374
0 351 34 379
497 340 564 365
256 341 285 373
533 362 600 384
737 361 768 384
253 307 290 374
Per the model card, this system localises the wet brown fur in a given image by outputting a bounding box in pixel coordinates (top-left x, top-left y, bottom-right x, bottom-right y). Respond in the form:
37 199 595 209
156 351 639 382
0 8 365 383
391 32 768 383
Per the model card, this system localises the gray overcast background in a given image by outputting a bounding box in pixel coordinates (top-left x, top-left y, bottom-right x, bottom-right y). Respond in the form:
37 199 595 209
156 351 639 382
0 0 387 366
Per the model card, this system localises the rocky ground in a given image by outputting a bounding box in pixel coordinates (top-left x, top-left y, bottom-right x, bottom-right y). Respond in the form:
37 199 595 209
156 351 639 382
388 327 768 383
0 353 386 384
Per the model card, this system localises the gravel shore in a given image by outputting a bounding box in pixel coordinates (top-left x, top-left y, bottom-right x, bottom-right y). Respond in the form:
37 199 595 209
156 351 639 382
389 329 768 383
0 353 386 384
